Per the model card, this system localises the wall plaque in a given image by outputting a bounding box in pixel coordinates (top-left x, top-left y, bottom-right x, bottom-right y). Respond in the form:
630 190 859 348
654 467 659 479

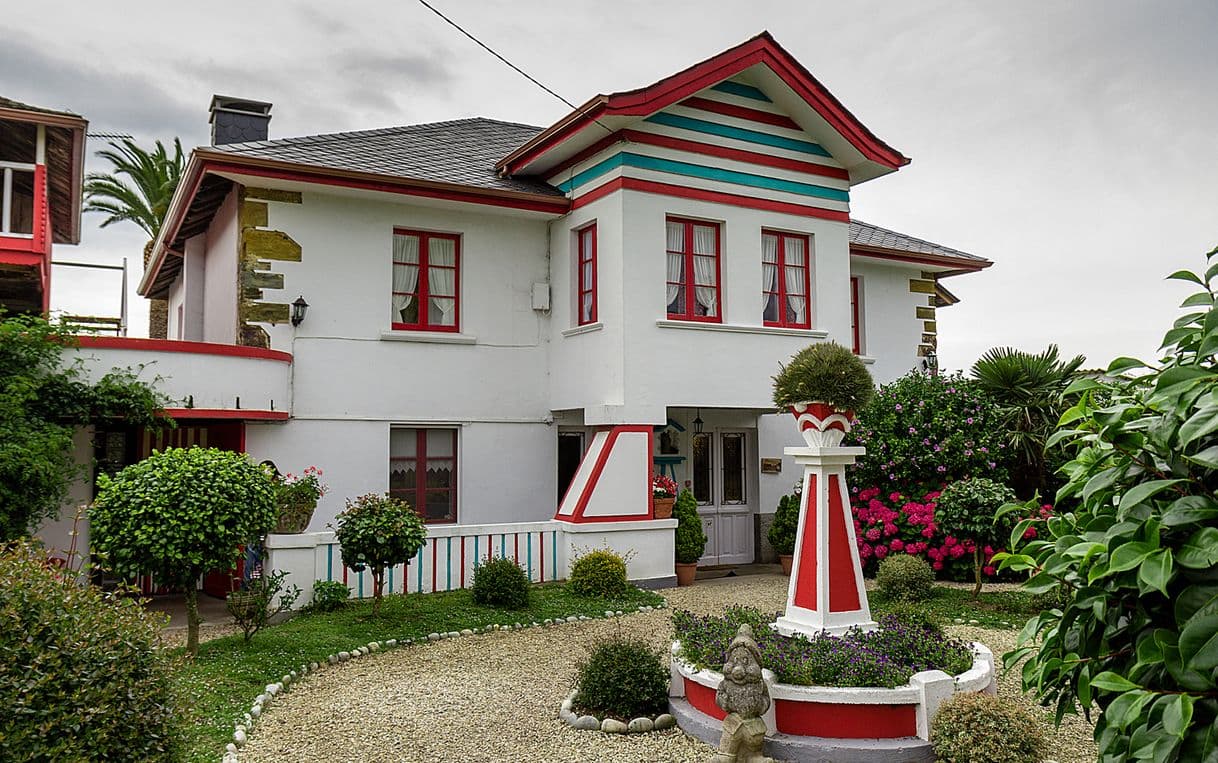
760 458 782 474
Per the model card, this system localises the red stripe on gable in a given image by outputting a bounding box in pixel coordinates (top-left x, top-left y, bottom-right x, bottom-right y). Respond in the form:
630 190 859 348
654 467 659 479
680 95 801 130
574 176 849 222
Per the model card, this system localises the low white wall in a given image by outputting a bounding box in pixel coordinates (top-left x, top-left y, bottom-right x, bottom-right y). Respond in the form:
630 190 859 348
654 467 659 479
560 518 678 586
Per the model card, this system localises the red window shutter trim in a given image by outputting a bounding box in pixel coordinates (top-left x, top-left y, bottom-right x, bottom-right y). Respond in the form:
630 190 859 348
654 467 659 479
762 230 812 329
391 229 461 333
577 223 597 325
666 217 722 323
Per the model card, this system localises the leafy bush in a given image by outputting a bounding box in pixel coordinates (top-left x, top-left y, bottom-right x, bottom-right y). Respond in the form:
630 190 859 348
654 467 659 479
674 489 707 564
767 492 800 556
0 541 176 761
307 579 350 612
847 371 1006 496
91 447 276 655
876 553 935 601
573 636 669 720
226 569 300 642
936 478 1017 597
997 249 1218 760
568 548 629 598
472 556 531 608
881 600 945 637
930 692 1047 763
334 493 427 615
772 341 874 410
673 607 972 688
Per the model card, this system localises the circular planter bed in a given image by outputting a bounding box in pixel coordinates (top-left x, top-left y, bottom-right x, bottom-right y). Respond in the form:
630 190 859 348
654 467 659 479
669 640 996 762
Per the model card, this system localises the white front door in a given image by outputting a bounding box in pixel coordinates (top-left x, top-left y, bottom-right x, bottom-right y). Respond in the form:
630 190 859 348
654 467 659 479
692 429 755 566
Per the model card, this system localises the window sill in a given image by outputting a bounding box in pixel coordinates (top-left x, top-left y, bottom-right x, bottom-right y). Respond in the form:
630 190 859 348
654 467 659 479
655 320 829 338
561 322 603 337
858 355 876 365
380 330 477 345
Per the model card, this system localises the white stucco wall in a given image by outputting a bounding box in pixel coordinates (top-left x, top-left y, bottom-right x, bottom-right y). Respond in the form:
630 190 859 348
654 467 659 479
201 189 239 344
849 258 927 384
33 428 94 560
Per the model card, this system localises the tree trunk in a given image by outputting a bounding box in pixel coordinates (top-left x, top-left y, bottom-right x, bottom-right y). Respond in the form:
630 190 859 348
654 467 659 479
972 547 983 600
185 584 201 657
372 570 383 615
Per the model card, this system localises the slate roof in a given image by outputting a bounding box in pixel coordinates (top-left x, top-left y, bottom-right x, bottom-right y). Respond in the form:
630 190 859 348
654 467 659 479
209 117 562 197
0 95 83 120
849 219 987 263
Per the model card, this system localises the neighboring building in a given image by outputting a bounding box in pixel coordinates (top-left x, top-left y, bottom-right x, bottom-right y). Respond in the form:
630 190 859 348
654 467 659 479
0 97 87 314
49 33 990 586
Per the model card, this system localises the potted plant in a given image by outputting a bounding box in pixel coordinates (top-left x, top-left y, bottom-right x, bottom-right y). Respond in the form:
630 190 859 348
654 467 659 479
652 474 678 519
768 483 802 574
673 489 706 586
772 342 874 447
274 465 327 533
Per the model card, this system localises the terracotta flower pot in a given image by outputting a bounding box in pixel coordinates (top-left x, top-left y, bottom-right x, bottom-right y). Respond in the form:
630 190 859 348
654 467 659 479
779 554 794 575
675 562 698 586
788 401 855 448
653 496 675 519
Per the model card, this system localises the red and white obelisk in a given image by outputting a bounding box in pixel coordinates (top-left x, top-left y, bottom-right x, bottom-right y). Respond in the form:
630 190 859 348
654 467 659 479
773 402 876 637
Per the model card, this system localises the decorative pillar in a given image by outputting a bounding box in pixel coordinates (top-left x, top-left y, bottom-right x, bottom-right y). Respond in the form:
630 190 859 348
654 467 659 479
773 403 875 638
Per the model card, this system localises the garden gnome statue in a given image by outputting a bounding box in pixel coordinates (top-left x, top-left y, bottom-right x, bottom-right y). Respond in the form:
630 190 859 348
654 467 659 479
708 624 773 763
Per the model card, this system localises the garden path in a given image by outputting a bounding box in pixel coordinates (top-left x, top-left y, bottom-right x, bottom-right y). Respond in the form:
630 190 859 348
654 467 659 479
238 575 1096 763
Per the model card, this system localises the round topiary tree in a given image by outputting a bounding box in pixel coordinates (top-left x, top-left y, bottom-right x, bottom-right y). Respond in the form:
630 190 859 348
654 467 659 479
876 553 936 601
935 477 1017 598
772 341 874 411
0 541 176 761
673 489 707 576
333 493 427 615
91 447 276 655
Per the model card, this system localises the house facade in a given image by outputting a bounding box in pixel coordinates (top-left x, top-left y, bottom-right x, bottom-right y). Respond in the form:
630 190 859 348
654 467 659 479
45 33 990 585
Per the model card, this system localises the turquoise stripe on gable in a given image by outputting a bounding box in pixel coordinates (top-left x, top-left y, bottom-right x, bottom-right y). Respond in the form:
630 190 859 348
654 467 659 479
710 81 772 102
644 112 831 158
557 152 849 203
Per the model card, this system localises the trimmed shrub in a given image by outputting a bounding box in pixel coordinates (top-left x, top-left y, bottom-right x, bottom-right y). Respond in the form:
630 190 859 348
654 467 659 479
935 478 1016 597
0 541 176 761
930 693 1046 763
881 601 944 637
772 341 874 410
573 636 669 720
568 548 629 598
674 489 707 564
472 556 531 609
308 580 350 613
334 493 427 615
876 553 935 602
767 492 800 556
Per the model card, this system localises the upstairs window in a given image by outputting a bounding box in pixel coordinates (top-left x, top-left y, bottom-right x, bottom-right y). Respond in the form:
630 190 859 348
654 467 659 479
851 276 863 354
762 231 810 328
392 229 459 331
576 223 597 325
390 428 457 524
666 217 721 322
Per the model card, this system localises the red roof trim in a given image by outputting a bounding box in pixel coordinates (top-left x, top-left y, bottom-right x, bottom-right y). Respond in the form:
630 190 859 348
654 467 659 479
849 245 991 272
498 32 908 175
76 335 294 363
163 408 290 421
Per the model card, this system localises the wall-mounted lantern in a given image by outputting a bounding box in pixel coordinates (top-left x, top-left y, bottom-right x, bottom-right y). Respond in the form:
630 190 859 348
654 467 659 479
693 408 705 435
290 295 309 327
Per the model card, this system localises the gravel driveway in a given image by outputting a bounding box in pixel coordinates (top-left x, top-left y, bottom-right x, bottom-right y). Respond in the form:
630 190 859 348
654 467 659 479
239 575 1096 763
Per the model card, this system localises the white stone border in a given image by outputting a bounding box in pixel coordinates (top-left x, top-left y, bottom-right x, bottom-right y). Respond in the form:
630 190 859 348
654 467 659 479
669 640 995 743
219 600 667 762
558 689 677 734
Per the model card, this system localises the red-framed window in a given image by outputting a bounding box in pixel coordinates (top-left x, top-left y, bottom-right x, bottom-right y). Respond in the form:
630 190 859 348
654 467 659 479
390 428 457 524
762 230 811 328
666 217 721 322
391 229 460 332
850 276 863 354
576 223 597 325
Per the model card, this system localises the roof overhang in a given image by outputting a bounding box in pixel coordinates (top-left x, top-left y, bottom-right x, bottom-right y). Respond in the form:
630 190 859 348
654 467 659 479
139 149 572 297
0 104 87 245
849 243 992 274
497 31 909 184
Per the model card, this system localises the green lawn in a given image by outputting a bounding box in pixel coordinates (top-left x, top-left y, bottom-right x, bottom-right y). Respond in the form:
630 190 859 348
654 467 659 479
172 583 664 763
869 585 1043 630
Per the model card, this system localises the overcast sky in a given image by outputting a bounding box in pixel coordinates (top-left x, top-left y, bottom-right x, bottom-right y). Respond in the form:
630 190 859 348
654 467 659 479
5 0 1215 372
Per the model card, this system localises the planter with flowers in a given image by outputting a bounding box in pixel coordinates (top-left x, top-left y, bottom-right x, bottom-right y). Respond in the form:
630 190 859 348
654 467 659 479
273 466 327 534
651 474 678 519
772 341 875 445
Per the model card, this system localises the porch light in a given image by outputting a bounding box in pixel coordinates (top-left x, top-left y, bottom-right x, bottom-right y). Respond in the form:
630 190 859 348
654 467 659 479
693 409 704 434
290 295 309 327
922 349 939 375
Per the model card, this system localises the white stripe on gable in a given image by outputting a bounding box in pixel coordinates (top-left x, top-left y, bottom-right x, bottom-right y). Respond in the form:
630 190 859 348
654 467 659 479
684 86 793 117
631 119 845 171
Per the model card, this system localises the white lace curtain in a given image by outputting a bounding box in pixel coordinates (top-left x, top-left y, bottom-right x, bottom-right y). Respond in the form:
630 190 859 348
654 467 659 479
692 225 717 315
666 222 684 307
392 234 419 320
784 236 807 324
428 237 456 326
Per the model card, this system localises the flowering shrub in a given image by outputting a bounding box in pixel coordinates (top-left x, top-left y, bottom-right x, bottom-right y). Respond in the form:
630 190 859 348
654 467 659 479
651 473 677 499
278 465 327 506
852 485 1052 581
674 606 972 688
847 372 1007 496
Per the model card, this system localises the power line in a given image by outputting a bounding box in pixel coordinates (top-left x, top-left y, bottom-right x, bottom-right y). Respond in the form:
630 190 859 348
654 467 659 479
415 0 614 136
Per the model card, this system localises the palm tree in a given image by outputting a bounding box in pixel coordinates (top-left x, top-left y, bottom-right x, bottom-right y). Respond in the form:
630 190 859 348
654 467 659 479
971 345 1086 499
83 139 185 337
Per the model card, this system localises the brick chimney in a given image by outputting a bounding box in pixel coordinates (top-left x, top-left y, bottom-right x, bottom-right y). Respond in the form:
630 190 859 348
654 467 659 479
208 95 272 145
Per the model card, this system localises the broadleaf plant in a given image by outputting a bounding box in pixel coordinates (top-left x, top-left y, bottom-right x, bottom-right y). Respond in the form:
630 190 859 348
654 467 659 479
995 244 1218 762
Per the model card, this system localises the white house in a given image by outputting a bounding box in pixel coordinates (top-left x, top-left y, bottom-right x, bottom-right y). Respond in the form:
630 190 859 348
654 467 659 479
46 33 990 593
